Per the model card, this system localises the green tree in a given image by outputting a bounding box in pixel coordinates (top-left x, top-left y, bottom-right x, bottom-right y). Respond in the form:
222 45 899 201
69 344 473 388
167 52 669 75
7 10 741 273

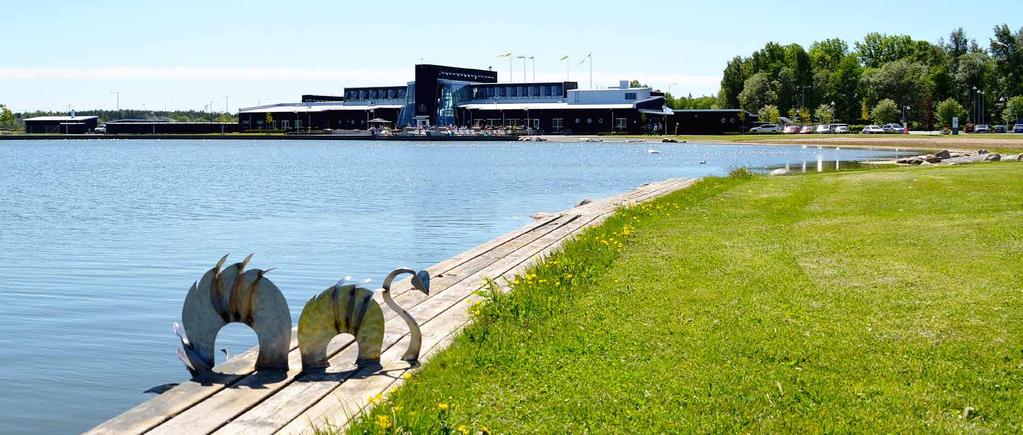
0 104 16 131
989 24 1023 98
758 105 781 125
738 72 777 113
718 56 747 108
815 104 835 124
861 98 870 120
871 99 900 124
861 59 932 123
935 98 966 128
1004 96 1023 125
799 107 812 126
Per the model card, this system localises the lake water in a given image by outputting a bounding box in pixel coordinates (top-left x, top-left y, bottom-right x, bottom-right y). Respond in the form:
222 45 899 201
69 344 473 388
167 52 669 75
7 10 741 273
0 139 903 433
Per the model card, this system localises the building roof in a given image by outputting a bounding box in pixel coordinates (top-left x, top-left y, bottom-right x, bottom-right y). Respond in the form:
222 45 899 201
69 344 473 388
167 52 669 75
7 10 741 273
24 116 99 122
459 102 637 111
238 103 402 114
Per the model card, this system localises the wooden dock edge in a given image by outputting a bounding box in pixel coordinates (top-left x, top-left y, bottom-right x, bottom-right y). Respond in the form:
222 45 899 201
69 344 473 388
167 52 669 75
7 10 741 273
87 177 699 435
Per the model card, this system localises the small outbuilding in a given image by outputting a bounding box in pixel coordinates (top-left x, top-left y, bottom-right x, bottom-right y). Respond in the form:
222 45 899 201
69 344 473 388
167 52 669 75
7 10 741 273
23 116 99 134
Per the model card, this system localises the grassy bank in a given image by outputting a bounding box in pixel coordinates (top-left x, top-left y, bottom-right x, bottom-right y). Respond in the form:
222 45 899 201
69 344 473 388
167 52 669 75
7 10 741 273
346 163 1023 433
584 133 1023 154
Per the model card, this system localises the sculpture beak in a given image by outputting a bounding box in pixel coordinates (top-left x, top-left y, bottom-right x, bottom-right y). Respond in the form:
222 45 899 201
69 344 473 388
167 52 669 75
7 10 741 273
412 270 431 294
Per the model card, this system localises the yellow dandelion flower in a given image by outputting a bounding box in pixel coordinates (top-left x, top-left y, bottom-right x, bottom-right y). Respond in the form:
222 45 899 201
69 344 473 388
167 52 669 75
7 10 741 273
375 414 392 430
402 372 412 380
369 393 383 405
481 426 491 435
437 402 450 411
457 424 469 435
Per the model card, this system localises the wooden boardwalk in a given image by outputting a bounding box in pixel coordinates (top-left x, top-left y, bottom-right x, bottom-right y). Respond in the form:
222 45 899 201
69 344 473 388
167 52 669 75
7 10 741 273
88 177 698 435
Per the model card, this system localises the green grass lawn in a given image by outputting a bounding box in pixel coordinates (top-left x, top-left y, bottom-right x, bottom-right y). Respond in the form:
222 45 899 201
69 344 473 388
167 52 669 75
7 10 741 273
347 163 1023 434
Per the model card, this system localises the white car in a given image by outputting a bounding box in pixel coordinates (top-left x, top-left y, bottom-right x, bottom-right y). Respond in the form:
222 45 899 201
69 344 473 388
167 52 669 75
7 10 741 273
749 124 782 133
815 124 833 134
833 124 850 134
862 125 884 134
882 123 904 133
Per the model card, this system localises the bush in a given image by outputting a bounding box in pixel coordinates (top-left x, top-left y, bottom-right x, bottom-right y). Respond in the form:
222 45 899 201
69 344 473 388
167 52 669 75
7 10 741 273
871 99 900 124
936 98 966 128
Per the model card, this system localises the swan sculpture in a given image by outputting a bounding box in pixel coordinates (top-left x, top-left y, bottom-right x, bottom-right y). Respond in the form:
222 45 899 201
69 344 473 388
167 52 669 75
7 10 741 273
175 255 292 378
297 268 430 372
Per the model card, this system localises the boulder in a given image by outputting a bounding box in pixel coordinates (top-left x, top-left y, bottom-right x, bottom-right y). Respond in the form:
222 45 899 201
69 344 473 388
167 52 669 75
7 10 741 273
934 150 951 159
769 168 793 176
985 154 1002 161
920 161 933 166
1016 154 1023 161
978 149 989 155
924 155 942 163
576 198 593 206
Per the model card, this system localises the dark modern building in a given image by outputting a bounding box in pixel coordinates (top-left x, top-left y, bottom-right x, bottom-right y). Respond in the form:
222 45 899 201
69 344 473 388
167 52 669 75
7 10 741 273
24 115 99 134
668 109 758 135
238 64 747 134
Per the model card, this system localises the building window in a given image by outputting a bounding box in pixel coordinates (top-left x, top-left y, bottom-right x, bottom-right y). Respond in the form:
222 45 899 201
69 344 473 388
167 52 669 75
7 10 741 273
624 92 637 100
510 87 518 97
615 118 627 130
499 87 507 97
281 120 289 130
531 119 540 129
575 118 580 124
531 86 539 97
553 118 563 131
544 86 552 97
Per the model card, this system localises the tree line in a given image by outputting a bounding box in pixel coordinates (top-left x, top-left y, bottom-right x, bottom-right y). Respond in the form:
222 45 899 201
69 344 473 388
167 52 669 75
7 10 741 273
0 108 237 132
716 24 1023 128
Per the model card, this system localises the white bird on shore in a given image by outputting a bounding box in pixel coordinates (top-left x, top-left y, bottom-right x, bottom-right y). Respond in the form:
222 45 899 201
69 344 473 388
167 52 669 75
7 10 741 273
647 149 661 154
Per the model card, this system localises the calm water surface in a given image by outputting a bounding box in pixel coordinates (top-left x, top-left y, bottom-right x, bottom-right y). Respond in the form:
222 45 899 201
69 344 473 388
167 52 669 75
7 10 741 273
0 139 902 433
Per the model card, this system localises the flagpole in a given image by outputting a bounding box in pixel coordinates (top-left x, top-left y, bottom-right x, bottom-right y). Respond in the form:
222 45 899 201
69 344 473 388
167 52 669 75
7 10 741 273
589 54 593 89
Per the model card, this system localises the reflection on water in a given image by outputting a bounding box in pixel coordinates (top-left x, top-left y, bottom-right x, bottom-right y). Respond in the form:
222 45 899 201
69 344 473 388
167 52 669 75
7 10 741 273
0 139 901 433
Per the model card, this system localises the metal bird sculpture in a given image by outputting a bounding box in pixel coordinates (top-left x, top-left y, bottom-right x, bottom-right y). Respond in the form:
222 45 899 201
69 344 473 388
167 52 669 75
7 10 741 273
177 255 291 378
381 268 431 363
297 268 430 372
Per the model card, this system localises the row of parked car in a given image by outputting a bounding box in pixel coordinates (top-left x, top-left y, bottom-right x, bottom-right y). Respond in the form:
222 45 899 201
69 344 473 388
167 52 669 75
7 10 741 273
748 123 867 134
749 122 1023 134
970 124 1023 133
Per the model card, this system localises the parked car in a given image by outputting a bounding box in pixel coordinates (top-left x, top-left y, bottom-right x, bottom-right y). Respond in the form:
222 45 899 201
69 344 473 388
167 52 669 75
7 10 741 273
800 125 814 134
974 124 991 133
833 124 850 134
862 125 885 134
750 124 782 133
993 125 1007 133
783 125 802 134
93 125 106 134
1014 124 1023 133
815 124 833 134
882 123 904 133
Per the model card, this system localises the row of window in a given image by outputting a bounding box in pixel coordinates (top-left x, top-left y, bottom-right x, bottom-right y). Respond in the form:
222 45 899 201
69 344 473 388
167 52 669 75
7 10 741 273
474 117 631 130
470 85 563 100
345 88 407 101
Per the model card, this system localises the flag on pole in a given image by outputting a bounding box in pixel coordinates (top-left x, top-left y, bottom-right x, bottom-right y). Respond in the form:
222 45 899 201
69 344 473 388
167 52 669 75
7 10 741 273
498 52 512 58
577 53 591 66
560 55 569 61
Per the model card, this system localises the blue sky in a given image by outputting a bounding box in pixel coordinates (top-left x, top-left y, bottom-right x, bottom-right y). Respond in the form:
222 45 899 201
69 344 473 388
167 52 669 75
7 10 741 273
2 0 1015 112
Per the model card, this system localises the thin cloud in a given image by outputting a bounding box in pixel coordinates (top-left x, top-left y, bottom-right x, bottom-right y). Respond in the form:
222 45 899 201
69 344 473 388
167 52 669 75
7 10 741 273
0 66 411 81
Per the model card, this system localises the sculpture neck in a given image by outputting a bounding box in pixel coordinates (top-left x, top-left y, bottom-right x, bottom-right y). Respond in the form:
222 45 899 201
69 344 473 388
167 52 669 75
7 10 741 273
382 268 416 291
